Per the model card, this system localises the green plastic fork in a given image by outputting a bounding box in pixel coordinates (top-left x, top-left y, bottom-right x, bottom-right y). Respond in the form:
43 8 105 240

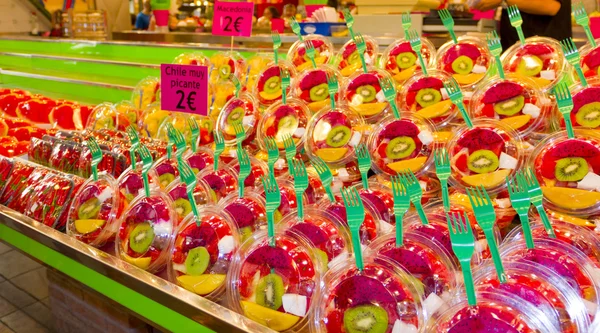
271 30 282 64
230 74 242 98
523 168 556 238
283 134 296 166
438 9 457 44
126 126 140 169
573 2 597 47
213 131 224 171
356 143 371 190
87 137 103 181
237 147 251 198
281 67 291 105
262 175 281 247
179 160 201 225
466 186 506 283
379 77 401 119
340 187 366 271
446 211 477 306
444 78 473 128
290 17 303 41
304 40 317 70
555 81 575 139
354 33 369 73
326 72 338 110
138 145 153 197
434 148 451 212
233 122 246 151
561 38 588 87
289 158 309 221
401 12 412 38
486 30 505 79
399 170 429 225
265 136 279 180
391 175 410 247
342 9 356 40
407 29 428 76
187 118 199 153
508 5 526 44
507 172 535 249
167 125 187 163
311 156 335 202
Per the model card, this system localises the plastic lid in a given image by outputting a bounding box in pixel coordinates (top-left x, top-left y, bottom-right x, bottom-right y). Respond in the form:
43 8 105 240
131 76 160 110
341 67 394 123
554 78 600 131
436 35 492 90
172 52 209 66
318 194 381 245
257 98 310 156
138 103 173 138
286 34 334 72
114 100 141 131
166 177 214 223
86 102 131 132
352 180 396 226
252 60 297 107
227 153 268 190
292 65 342 114
197 165 238 202
183 147 214 175
152 156 180 189
336 35 379 77
380 37 436 84
219 190 266 241
216 92 260 146
116 165 159 204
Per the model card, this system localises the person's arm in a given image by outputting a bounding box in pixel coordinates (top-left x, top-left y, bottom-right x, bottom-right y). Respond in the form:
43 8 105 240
473 0 502 12
506 0 561 16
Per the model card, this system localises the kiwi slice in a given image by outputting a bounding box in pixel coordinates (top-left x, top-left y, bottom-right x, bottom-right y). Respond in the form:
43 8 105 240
255 273 285 310
264 76 281 94
467 149 499 174
451 55 474 75
386 136 416 159
309 83 329 102
396 52 417 69
278 115 299 134
343 304 388 333
517 56 543 77
78 197 101 220
348 51 361 65
555 157 589 182
174 198 192 217
185 246 210 276
416 88 442 108
227 107 245 124
219 64 231 80
575 102 600 128
326 125 351 148
494 95 525 116
357 85 376 103
159 173 175 188
129 222 155 254
200 118 214 132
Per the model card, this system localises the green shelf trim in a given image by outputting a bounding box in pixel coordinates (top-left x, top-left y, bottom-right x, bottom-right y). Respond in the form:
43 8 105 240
0 224 215 333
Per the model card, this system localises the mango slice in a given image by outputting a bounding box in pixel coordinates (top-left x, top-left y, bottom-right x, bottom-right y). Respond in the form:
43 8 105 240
416 100 454 119
452 73 485 85
433 131 453 143
308 99 330 113
316 147 348 162
547 210 596 228
74 219 106 234
461 169 511 188
121 254 152 270
340 63 362 77
259 90 282 101
387 156 427 173
353 102 388 116
500 114 532 130
177 274 226 295
542 187 600 210
393 65 417 82
241 301 300 331
297 56 327 72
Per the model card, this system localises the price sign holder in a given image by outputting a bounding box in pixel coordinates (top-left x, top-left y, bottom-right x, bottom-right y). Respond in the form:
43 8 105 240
160 64 209 116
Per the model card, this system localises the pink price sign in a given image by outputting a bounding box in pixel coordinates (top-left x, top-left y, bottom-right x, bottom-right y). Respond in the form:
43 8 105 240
160 64 209 116
212 1 254 37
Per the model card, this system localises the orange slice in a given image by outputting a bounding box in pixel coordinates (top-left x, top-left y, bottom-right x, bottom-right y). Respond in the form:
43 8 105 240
462 169 511 188
500 114 532 130
386 156 427 173
241 301 300 331
452 73 485 85
74 219 106 234
393 65 417 82
353 102 387 116
259 90 282 101
541 187 600 210
316 147 348 162
308 99 330 113
416 100 454 119
176 274 226 295
121 254 152 270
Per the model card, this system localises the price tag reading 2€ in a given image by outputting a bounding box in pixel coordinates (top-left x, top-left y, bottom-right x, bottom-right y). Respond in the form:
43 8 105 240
212 1 254 37
160 64 208 116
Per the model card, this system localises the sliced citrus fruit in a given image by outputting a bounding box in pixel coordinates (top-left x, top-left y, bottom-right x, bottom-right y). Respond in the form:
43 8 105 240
393 65 417 82
121 254 152 270
387 156 427 173
416 99 453 119
452 73 485 85
461 169 511 188
541 187 600 210
74 219 106 234
176 274 226 295
500 114 531 130
316 147 348 162
353 102 387 116
308 99 330 113
241 301 300 331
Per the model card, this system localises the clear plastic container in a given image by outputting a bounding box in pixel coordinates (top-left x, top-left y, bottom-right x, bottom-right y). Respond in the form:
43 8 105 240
336 35 379 77
252 60 297 107
151 156 179 189
500 36 566 92
114 100 140 130
183 147 214 175
86 102 130 132
138 102 172 138
257 98 310 158
304 168 327 204
227 229 321 332
228 154 269 190
527 130 600 217
578 40 600 82
116 166 159 205
167 205 238 302
255 179 303 221
166 177 213 224
115 190 176 273
208 79 236 119
0 160 39 210
286 34 334 72
216 92 260 149
292 65 342 114
197 165 238 203
219 191 266 242
553 78 600 132
172 52 209 66
0 156 14 190
341 67 394 123
447 119 523 195
353 180 395 226
131 76 160 110
436 36 492 90
209 51 247 83
25 171 80 230
379 37 436 85
304 105 365 169
311 256 424 333
373 173 441 207
367 114 436 178
67 172 123 247
245 54 273 90
319 195 381 245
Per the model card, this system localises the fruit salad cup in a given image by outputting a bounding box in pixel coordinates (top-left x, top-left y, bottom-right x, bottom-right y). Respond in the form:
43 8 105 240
67 173 124 247
554 79 600 133
287 35 334 72
245 54 273 90
116 166 159 204
579 40 600 81
209 51 247 83
172 52 209 66
253 60 296 107
138 103 172 138
216 92 260 152
373 173 442 207
304 168 327 204
528 130 600 218
114 100 140 131
312 256 424 333
227 229 321 332
166 178 214 223
469 75 546 139
319 195 381 245
257 179 300 222
184 147 214 175
220 191 266 241
168 206 238 301
342 68 394 123
436 36 492 90
86 102 131 131
208 79 236 119
116 190 176 273
449 191 516 230
228 154 268 190
380 37 436 85
336 35 379 77
353 181 395 228
152 156 179 189
198 165 238 203
131 77 160 110
447 120 523 195
293 66 342 113
501 37 566 92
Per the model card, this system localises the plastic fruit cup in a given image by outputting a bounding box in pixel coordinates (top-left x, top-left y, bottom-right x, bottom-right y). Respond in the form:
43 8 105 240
373 173 441 207
166 178 213 224
172 52 209 66
216 92 261 151
448 191 516 230
67 173 124 247
197 165 238 203
138 103 172 138
197 116 215 146
168 206 238 302
131 76 160 110
253 60 296 107
319 195 381 245
184 147 214 175
368 114 436 177
528 130 600 217
257 179 301 222
245 54 272 90
554 79 600 132
304 168 326 204
447 119 523 196
227 229 321 332
336 35 379 77
287 35 334 72
305 106 365 169
228 153 269 190
281 207 351 272
312 256 424 333
220 191 266 242
342 68 394 124
293 66 342 114
208 80 236 119
436 36 492 90
152 156 179 189
380 37 436 85
86 102 130 132
398 70 459 129
577 41 600 81
209 51 247 83
501 37 566 92
116 190 176 273
116 166 159 205
353 181 395 227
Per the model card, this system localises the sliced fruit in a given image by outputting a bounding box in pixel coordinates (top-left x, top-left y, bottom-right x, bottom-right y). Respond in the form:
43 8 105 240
74 219 106 234
129 223 155 254
241 301 300 331
78 197 101 219
309 83 329 102
393 65 417 82
159 173 175 188
343 304 388 333
277 115 298 134
416 88 442 108
462 169 511 188
121 253 152 270
517 56 543 77
451 55 474 75
386 136 416 159
494 96 525 116
256 273 285 310
575 102 600 128
513 74 552 88
542 187 600 210
452 73 485 85
356 85 377 103
264 76 281 94
500 114 531 130
308 99 330 113
316 148 348 162
387 156 427 173
185 246 211 276
326 125 351 147
416 99 453 119
547 210 596 228
259 90 283 101
226 107 245 124
396 52 417 69
467 149 499 174
341 62 363 77
555 157 589 182
177 274 226 295
174 198 193 217
353 102 387 116
433 131 453 143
